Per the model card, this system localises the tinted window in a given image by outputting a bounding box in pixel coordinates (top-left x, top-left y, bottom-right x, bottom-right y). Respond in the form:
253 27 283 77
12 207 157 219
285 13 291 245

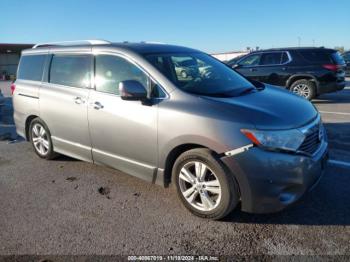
49 55 91 88
227 55 244 66
281 52 289 64
145 52 255 97
298 50 333 63
239 54 261 66
95 55 148 95
17 55 46 81
260 52 284 65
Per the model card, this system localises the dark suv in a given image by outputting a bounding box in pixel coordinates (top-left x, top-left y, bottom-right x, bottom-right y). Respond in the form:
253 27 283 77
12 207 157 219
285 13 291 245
342 51 350 77
228 47 346 100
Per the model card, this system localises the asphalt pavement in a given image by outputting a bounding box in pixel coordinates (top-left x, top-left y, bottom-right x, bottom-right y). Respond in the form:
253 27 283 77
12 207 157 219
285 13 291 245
0 81 349 257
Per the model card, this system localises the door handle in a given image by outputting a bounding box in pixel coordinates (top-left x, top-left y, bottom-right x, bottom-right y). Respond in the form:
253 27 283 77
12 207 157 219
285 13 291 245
93 101 104 110
250 68 257 72
74 97 85 104
281 67 287 71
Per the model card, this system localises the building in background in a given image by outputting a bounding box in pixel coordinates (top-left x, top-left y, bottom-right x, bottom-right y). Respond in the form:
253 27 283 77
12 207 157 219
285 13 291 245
0 43 33 80
211 50 249 62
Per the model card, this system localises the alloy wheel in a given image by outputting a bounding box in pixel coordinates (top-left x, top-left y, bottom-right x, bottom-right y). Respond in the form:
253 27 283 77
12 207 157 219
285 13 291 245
31 123 50 156
292 84 311 98
178 161 222 211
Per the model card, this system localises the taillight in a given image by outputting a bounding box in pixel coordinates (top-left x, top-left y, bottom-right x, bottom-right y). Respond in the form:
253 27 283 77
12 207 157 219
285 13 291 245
322 64 339 72
10 83 16 95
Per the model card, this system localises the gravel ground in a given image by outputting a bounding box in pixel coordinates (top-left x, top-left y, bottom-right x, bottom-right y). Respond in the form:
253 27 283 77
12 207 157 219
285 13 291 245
0 80 349 257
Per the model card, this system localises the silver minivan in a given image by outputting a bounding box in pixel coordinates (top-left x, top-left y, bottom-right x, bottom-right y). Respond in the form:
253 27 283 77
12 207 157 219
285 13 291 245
13 40 328 219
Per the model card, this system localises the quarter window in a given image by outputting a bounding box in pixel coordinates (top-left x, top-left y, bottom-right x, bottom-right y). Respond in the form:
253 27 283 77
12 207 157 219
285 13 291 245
95 55 149 95
49 55 91 88
281 52 290 64
17 55 46 81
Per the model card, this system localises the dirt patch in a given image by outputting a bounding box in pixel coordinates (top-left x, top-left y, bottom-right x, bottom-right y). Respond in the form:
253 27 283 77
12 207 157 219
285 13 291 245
98 187 111 199
66 177 77 182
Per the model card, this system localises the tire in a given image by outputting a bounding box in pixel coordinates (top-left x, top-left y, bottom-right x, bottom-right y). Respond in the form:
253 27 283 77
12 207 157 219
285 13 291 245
289 79 316 100
29 117 58 160
172 148 239 220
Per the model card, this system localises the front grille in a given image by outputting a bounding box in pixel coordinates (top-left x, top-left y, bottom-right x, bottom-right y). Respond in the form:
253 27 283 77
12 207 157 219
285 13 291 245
298 121 322 155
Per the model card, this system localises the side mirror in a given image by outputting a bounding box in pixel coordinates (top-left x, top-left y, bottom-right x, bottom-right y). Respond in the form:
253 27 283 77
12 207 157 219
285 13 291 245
119 80 147 101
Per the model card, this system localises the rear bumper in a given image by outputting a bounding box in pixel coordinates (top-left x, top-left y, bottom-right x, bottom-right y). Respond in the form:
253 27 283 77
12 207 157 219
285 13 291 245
221 141 328 214
318 81 345 94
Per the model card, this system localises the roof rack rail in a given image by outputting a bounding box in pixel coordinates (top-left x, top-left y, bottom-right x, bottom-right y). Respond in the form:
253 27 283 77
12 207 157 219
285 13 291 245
32 39 111 49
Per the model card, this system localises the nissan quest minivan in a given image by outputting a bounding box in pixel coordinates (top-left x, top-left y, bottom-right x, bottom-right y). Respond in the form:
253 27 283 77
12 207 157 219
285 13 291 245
13 40 328 220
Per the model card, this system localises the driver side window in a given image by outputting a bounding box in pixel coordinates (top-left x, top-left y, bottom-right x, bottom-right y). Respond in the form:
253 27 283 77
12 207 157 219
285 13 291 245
239 54 261 67
95 55 149 95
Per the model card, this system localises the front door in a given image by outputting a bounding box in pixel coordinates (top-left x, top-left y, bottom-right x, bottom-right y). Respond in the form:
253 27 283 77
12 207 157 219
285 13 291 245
235 53 262 81
88 53 158 182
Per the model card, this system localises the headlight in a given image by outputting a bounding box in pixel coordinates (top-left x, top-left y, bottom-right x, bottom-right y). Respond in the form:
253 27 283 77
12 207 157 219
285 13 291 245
241 128 305 152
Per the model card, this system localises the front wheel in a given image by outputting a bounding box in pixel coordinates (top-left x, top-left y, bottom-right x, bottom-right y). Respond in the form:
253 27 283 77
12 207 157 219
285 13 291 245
29 118 58 160
290 79 316 100
172 148 239 220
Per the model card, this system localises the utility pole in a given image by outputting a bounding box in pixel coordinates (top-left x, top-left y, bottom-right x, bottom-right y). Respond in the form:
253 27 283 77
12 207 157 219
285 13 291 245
298 37 301 47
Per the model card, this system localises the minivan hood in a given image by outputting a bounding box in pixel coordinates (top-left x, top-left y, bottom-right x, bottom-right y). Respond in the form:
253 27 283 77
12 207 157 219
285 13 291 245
202 85 318 130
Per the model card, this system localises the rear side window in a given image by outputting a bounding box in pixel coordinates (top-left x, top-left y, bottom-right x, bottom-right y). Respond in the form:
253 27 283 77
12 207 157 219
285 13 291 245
17 55 46 81
298 50 333 63
49 55 91 88
260 52 284 65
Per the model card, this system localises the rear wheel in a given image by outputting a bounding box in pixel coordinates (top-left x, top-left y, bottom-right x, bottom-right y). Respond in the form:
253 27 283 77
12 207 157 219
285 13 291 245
172 148 239 220
29 118 58 160
290 79 316 100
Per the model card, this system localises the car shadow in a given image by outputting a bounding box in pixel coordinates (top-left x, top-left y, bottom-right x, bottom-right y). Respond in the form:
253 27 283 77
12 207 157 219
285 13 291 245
313 88 350 104
52 154 80 162
324 122 350 153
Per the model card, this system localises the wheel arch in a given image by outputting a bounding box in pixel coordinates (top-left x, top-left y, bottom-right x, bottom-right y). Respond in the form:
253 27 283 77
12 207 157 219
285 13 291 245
286 74 319 89
25 115 39 141
163 143 207 187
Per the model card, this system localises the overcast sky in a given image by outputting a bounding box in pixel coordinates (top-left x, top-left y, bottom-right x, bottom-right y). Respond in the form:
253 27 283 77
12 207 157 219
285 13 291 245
1 0 349 53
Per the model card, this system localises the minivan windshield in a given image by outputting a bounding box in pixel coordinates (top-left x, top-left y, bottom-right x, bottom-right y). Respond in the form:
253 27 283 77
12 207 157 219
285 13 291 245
145 52 255 97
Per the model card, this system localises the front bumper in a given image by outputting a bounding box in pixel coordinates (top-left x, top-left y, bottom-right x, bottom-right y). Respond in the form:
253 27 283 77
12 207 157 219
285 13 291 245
221 141 328 214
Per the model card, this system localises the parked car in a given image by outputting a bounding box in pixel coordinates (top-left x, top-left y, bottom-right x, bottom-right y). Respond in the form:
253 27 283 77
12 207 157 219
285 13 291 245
229 47 346 100
342 51 350 77
13 40 328 220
